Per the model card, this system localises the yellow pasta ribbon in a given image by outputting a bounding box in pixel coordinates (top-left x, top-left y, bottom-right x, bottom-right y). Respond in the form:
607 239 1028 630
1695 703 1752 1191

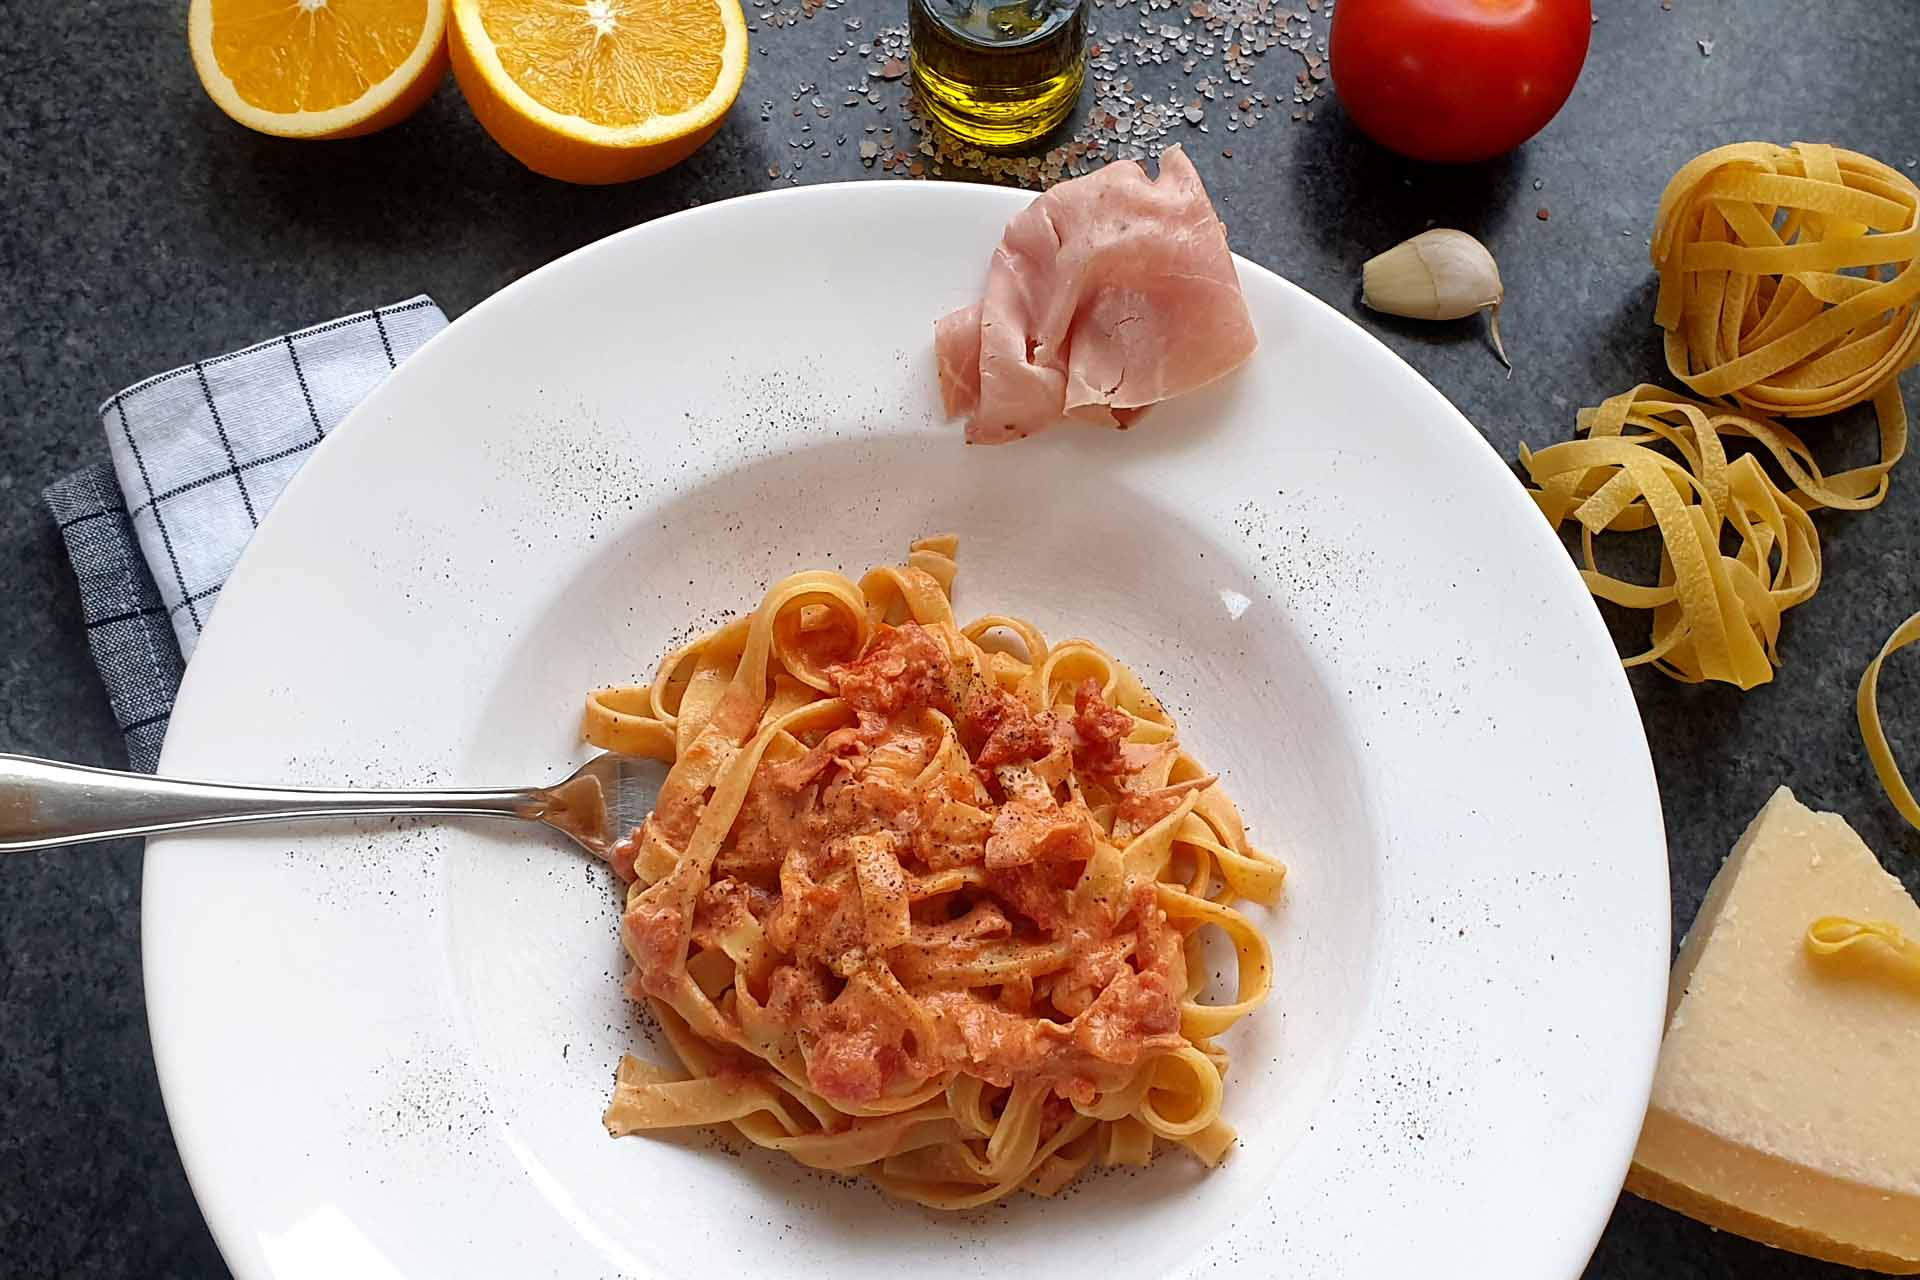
1857 609 1920 831
1804 917 1920 990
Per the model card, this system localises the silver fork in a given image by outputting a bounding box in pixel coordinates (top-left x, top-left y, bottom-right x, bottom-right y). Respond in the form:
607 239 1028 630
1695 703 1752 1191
0 752 662 857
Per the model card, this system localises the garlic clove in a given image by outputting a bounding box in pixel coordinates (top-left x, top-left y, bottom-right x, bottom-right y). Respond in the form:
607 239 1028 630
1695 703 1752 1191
1362 238 1444 317
1362 228 1509 368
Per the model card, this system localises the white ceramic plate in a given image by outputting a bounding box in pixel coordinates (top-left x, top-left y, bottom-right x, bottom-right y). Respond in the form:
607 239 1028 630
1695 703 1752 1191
147 181 1667 1280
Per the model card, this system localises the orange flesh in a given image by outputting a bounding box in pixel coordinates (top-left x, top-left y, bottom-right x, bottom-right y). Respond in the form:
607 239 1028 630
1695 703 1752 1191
211 0 430 113
476 0 725 125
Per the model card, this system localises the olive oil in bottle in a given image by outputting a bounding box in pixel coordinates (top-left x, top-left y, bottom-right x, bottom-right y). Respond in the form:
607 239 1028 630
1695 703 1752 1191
909 0 1087 151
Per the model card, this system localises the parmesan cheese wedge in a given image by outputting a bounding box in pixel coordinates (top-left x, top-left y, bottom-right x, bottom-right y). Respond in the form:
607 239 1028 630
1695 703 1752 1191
1628 786 1920 1274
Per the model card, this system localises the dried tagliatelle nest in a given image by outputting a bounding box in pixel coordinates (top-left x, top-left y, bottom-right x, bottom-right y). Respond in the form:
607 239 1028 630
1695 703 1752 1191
1654 142 1919 437
1650 139 1916 514
1522 141 1920 690
1521 386 1827 690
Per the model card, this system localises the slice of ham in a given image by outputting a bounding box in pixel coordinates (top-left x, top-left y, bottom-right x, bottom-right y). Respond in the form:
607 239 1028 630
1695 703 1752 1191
933 145 1258 445
933 303 984 421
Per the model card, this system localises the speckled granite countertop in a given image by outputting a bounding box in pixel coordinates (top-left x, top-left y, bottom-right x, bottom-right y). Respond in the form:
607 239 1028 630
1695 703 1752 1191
2 1 1916 1275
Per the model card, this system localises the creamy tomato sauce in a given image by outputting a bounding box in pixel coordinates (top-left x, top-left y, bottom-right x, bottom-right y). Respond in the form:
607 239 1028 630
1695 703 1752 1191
624 622 1188 1109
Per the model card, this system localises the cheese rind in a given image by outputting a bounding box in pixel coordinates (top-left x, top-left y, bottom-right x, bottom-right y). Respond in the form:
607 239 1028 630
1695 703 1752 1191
1627 786 1920 1274
1631 1113 1920 1273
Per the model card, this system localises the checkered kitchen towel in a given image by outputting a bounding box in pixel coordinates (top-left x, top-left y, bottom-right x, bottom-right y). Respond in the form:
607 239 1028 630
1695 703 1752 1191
44 297 447 770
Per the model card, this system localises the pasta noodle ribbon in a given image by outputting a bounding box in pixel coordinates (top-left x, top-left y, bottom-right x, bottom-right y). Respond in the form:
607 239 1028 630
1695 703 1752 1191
580 539 1287 1206
1804 917 1920 991
1857 609 1920 831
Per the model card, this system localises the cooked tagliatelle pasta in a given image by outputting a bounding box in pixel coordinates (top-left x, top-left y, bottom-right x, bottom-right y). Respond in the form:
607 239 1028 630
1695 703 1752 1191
580 536 1285 1207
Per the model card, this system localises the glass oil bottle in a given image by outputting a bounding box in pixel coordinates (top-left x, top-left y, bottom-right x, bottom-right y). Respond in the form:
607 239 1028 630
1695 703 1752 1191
908 0 1087 150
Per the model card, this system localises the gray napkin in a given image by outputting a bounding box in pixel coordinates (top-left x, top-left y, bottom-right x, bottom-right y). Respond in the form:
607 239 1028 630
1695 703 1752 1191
43 298 448 770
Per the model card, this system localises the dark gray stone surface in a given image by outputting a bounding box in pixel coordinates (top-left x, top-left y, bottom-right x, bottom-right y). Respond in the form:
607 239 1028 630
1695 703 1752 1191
2 1 1915 1275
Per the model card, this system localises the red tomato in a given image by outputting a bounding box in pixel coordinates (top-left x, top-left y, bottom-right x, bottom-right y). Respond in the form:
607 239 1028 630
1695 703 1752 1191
1329 0 1592 163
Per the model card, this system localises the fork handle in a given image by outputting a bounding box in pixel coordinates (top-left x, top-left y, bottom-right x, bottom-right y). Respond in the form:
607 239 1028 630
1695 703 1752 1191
0 753 543 852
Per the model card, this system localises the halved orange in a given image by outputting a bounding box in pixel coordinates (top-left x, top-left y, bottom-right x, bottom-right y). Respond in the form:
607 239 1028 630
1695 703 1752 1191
449 0 748 185
188 0 450 139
